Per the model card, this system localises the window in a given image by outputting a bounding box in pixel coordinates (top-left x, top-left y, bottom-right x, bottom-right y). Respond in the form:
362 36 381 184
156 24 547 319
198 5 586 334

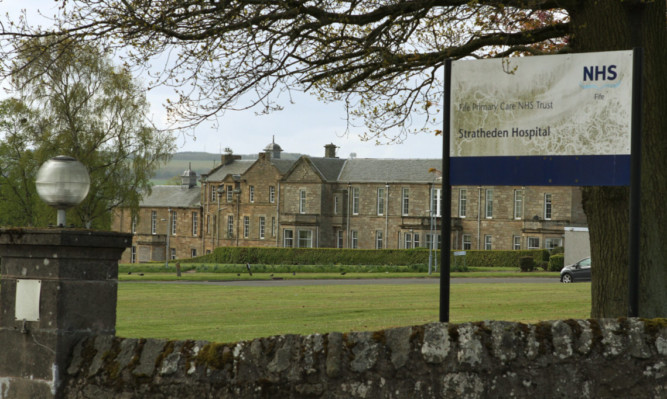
351 230 358 249
484 235 492 250
431 188 442 217
459 189 467 218
243 216 249 238
249 186 255 203
377 188 385 216
259 217 266 239
131 246 136 263
206 215 210 234
462 234 472 250
192 212 198 236
191 248 197 258
131 216 137 234
513 236 521 250
227 215 234 237
283 229 294 247
402 188 410 215
170 248 176 260
171 211 177 235
352 187 360 215
337 230 344 248
527 237 540 249
271 217 276 237
544 193 552 220
375 231 383 249
151 210 157 234
414 233 420 248
404 233 412 249
210 185 217 202
299 190 306 214
514 189 524 219
545 237 562 249
485 189 493 218
334 195 339 215
213 215 217 235
269 186 275 203
226 186 233 202
298 230 312 248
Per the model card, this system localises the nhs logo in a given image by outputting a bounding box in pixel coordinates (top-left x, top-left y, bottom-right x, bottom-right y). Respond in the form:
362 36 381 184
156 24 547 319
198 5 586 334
580 65 622 89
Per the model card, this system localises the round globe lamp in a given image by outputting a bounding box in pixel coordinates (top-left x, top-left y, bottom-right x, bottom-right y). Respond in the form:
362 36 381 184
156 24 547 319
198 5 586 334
35 156 90 227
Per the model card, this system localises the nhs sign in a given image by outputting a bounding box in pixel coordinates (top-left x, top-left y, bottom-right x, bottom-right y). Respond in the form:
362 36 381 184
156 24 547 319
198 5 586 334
450 50 634 186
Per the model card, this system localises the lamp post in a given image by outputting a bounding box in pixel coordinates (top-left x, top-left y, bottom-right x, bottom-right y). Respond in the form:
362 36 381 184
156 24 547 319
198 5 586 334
35 155 90 227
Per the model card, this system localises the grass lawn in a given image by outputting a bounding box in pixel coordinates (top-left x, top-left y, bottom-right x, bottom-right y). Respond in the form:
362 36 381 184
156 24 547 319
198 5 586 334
116 281 591 343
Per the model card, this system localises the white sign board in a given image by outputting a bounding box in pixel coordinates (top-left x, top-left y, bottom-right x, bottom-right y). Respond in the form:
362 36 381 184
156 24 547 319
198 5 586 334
15 279 41 321
449 50 634 186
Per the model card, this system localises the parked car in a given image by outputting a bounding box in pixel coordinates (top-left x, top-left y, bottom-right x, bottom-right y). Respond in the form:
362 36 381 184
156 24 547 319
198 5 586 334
560 257 591 283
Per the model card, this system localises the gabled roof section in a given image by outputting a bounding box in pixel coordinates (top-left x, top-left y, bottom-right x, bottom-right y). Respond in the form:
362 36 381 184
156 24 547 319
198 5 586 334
270 159 297 174
203 160 254 182
337 158 442 183
309 157 347 182
141 185 201 208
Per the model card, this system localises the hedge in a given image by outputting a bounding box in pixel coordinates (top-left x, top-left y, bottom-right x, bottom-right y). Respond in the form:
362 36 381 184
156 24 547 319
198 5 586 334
548 254 565 271
180 247 550 268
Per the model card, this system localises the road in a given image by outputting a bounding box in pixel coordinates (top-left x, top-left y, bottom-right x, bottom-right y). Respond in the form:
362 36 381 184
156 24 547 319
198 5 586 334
124 277 558 287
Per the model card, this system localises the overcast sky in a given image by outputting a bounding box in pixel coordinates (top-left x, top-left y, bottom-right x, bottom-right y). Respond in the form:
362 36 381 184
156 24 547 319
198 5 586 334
3 1 444 159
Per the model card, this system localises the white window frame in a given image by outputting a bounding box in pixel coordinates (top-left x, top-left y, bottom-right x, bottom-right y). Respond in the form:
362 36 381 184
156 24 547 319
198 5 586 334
297 230 312 248
377 188 385 216
243 216 250 238
171 211 177 236
352 187 360 215
131 246 136 263
462 234 472 250
170 248 176 260
431 188 442 217
544 193 552 220
271 216 276 237
283 229 294 247
249 186 255 203
269 186 275 203
484 235 492 250
192 212 198 236
131 216 137 234
259 216 266 239
514 189 524 220
513 236 521 250
375 230 383 249
351 230 358 249
299 190 307 214
337 230 344 248
485 189 493 219
545 237 562 249
402 188 410 216
334 195 339 215
226 186 233 202
459 189 467 218
210 185 217 202
414 233 420 248
191 248 197 258
151 210 157 235
227 215 234 237
404 233 412 249
527 237 540 249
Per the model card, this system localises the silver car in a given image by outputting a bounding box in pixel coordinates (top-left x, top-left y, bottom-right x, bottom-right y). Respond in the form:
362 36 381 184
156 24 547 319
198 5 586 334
560 257 591 283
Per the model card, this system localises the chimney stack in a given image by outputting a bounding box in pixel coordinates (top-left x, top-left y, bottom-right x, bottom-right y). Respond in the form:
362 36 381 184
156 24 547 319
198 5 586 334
324 143 338 158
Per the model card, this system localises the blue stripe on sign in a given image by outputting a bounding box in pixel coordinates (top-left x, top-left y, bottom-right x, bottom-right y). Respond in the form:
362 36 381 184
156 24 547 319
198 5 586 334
450 155 631 186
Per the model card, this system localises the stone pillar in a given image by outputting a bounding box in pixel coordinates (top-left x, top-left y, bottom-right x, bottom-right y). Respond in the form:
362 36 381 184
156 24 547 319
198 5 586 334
0 229 131 399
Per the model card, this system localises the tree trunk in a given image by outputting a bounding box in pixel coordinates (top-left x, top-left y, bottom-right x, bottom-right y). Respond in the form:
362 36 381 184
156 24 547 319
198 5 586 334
569 1 667 318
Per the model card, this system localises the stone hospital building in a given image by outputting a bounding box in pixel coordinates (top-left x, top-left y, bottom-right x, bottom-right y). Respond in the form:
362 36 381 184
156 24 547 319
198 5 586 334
112 141 587 263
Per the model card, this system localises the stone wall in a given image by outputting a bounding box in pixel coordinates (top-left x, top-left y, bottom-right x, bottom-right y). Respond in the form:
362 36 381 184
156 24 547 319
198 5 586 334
62 318 666 398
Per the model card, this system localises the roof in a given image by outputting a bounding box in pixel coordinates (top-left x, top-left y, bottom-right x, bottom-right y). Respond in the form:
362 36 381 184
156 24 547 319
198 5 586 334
204 160 254 181
308 157 347 182
141 185 201 208
337 158 442 183
270 159 297 174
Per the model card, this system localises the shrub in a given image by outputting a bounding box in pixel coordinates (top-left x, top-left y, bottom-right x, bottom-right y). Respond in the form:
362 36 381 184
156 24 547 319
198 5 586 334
519 256 535 272
548 254 565 272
